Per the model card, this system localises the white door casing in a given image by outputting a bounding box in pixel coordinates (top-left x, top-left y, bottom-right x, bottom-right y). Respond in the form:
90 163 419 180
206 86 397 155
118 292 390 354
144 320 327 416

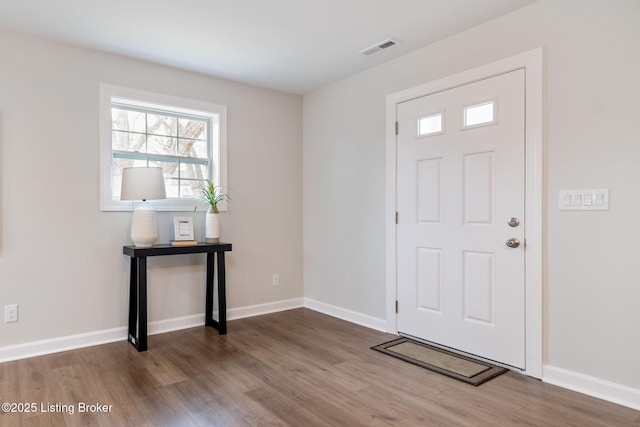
385 49 543 378
397 69 525 369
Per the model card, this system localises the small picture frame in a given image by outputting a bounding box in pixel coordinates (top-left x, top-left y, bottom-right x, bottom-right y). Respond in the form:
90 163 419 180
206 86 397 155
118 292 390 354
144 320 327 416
173 216 195 241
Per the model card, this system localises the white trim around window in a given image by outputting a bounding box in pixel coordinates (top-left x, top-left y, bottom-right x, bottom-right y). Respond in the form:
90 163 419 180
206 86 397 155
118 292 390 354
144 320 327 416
99 84 227 212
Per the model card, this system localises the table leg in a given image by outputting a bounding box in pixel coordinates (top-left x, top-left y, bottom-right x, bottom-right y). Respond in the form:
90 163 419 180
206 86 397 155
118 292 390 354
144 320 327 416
205 252 215 327
217 251 227 335
128 257 138 346
137 256 148 351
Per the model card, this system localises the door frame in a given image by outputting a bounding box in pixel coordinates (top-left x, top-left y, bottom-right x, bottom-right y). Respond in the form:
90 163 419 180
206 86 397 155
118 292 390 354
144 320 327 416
385 48 543 378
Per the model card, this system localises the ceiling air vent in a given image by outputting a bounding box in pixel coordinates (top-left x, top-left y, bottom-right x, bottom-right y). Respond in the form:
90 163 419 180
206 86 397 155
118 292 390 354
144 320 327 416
359 38 402 56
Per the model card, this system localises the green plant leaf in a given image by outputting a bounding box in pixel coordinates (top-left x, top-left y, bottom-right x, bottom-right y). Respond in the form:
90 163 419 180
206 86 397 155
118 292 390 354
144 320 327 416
194 179 229 213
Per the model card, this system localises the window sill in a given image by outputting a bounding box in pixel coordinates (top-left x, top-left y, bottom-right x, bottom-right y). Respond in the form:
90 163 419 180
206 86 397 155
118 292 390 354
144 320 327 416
101 198 228 212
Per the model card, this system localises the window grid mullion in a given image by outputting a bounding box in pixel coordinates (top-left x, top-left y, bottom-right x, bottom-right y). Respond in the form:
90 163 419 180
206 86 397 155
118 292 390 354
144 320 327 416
178 159 182 198
144 112 149 161
112 150 209 165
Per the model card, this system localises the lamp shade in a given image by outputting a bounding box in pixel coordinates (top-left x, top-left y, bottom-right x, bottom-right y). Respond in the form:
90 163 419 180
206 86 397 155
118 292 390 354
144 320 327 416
120 167 167 201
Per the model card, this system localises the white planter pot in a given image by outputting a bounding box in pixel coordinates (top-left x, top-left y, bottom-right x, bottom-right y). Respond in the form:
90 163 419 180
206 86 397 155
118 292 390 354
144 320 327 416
205 208 220 243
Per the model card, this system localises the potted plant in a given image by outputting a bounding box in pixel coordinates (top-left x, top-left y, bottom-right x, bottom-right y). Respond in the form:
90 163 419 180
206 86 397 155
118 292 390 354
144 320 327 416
195 179 229 243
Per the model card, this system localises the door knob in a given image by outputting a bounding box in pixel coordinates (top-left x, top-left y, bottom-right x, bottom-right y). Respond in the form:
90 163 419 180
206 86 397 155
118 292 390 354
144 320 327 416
506 238 520 248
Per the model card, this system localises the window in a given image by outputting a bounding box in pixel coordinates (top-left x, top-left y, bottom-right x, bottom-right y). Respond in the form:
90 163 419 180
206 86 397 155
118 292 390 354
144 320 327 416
463 99 497 128
417 112 444 137
100 84 227 211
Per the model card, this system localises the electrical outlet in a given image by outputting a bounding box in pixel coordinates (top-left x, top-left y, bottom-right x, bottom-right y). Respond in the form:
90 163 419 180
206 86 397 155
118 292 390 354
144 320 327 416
272 274 280 287
5 304 18 323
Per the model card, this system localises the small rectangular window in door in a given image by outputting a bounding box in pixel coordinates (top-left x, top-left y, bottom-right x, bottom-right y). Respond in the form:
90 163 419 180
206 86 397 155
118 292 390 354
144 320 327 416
417 112 444 137
463 100 496 128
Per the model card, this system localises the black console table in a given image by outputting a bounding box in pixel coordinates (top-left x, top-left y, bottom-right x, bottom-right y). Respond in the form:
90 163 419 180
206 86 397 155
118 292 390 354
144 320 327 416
123 242 232 352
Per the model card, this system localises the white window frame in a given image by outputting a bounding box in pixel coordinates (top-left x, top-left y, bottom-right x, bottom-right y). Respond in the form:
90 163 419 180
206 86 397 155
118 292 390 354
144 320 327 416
99 84 227 212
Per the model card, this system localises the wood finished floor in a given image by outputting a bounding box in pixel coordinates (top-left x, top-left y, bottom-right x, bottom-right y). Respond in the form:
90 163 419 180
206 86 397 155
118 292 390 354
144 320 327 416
1 308 639 427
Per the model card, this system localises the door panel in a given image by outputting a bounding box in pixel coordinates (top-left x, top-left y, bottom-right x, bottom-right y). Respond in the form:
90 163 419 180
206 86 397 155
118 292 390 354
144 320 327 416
417 247 441 311
396 69 525 368
417 159 442 224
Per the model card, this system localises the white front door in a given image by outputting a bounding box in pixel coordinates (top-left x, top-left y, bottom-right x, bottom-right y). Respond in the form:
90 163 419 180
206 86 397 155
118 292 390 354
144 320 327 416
396 69 526 369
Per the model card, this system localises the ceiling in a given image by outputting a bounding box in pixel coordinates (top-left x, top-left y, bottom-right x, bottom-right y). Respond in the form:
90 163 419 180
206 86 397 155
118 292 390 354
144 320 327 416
0 0 536 94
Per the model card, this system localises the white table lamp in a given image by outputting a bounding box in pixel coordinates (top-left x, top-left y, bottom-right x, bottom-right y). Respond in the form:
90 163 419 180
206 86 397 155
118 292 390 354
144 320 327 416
120 167 167 247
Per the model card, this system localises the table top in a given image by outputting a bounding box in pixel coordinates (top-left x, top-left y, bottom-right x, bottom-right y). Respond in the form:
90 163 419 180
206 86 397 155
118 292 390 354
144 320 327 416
123 242 232 257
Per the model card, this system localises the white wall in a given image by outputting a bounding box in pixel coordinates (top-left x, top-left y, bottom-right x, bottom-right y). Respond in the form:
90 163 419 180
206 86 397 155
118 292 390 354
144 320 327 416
303 0 640 394
0 29 303 348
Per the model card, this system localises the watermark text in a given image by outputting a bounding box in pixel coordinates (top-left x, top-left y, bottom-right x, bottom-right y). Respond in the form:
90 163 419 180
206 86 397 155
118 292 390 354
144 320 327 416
2 401 113 415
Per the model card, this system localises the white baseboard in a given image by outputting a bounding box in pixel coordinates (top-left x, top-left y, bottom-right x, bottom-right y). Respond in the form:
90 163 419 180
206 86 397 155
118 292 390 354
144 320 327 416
0 326 127 363
303 298 388 332
228 297 304 320
147 313 205 335
0 313 206 363
543 365 640 411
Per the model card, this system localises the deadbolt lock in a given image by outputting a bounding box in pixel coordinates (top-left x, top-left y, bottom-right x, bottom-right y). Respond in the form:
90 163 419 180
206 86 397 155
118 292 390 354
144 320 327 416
508 217 520 227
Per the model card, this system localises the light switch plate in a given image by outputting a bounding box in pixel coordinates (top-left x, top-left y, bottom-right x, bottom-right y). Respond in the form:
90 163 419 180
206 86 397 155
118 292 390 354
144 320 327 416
559 189 609 210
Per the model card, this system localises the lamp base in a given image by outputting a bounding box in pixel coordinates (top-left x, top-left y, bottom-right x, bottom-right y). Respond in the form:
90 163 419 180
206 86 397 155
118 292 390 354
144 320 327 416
131 201 158 248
